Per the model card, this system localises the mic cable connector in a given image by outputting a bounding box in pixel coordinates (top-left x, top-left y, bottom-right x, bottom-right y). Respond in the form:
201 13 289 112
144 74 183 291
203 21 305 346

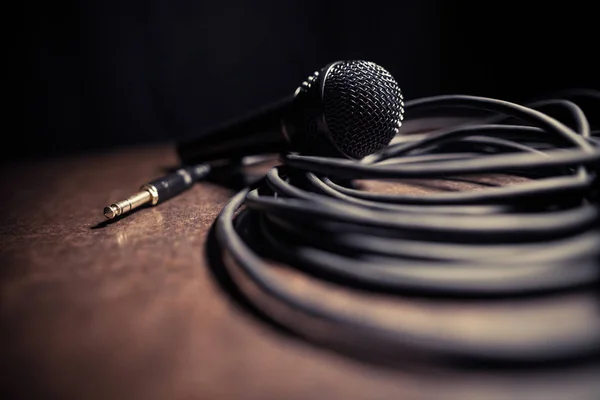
103 164 211 219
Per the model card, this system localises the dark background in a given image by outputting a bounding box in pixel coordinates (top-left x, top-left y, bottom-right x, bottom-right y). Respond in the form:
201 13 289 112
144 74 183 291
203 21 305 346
22 1 598 161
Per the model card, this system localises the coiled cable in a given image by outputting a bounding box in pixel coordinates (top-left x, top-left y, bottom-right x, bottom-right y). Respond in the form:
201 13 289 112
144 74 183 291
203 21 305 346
212 92 600 366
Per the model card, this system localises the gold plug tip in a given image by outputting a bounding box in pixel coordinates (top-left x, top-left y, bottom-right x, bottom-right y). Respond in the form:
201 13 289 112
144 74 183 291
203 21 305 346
102 188 155 220
104 205 119 219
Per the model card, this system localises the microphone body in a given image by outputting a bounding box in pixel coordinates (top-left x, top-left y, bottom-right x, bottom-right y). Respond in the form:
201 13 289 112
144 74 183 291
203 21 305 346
177 95 295 164
176 60 404 165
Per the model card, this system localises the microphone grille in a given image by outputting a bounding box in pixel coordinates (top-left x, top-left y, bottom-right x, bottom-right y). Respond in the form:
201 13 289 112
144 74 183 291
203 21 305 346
323 61 404 159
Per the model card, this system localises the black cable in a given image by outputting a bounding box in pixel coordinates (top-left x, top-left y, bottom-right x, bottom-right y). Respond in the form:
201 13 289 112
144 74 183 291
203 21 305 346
212 93 600 366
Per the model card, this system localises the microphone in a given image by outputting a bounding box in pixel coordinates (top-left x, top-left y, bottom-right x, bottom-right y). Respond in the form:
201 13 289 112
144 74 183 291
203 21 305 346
102 60 404 220
176 60 404 164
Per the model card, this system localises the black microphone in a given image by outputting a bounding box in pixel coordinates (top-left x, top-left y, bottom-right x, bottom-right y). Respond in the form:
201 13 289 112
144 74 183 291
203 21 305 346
176 60 404 164
102 60 404 220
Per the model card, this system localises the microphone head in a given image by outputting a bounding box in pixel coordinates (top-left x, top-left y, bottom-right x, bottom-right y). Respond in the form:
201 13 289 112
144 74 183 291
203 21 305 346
287 60 404 159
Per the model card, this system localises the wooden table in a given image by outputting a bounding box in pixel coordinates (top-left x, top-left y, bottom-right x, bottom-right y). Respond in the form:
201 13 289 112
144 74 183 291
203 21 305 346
2 144 599 399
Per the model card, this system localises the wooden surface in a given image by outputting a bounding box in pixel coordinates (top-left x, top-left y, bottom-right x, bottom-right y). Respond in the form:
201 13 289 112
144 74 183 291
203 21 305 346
1 144 599 400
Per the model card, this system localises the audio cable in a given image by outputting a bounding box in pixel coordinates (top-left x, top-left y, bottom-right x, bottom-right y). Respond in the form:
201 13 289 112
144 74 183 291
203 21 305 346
101 68 600 365
213 91 600 366
103 164 211 219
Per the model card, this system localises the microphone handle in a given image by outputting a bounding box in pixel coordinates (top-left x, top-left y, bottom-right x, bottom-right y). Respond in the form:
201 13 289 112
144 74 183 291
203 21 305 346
176 94 295 165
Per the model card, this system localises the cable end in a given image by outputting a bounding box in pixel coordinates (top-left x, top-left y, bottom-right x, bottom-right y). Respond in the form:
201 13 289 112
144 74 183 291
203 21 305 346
104 205 119 219
103 188 155 220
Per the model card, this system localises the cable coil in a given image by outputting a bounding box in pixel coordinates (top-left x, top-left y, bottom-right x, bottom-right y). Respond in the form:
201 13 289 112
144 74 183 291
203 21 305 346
213 92 600 365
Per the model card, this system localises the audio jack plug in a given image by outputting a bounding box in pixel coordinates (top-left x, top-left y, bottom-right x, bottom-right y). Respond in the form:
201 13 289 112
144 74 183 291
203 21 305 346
103 164 211 219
